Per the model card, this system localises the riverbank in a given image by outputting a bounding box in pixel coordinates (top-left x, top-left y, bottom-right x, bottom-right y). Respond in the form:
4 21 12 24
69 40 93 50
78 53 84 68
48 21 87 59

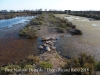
0 13 100 75
0 13 83 75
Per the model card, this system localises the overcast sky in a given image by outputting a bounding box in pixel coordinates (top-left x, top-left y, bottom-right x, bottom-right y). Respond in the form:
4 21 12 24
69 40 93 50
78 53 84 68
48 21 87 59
0 0 100 11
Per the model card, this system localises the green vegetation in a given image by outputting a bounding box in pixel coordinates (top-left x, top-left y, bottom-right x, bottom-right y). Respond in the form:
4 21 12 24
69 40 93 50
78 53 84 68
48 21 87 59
95 61 100 71
0 55 39 75
19 27 37 39
25 65 34 69
39 61 53 69
18 13 45 39
56 27 65 33
30 21 43 25
19 13 82 39
27 55 40 64
62 53 95 75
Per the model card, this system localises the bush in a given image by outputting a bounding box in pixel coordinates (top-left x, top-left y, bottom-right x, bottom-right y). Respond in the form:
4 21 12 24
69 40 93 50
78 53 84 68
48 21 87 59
49 13 55 18
30 21 43 25
35 15 44 21
67 22 73 27
95 62 100 71
4 65 21 69
39 61 53 69
0 68 9 75
58 23 67 28
62 53 95 75
19 27 37 39
27 55 40 64
56 27 65 33
25 65 34 69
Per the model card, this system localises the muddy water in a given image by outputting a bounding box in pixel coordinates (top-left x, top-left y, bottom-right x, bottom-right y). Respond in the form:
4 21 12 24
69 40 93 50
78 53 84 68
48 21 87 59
0 16 38 66
56 15 100 61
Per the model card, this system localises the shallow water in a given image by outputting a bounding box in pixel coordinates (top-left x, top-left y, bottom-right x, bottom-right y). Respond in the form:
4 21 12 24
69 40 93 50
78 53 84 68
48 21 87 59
0 16 38 66
56 15 100 61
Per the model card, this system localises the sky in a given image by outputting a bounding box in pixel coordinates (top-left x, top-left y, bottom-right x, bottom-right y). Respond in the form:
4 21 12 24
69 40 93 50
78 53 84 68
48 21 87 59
0 0 100 11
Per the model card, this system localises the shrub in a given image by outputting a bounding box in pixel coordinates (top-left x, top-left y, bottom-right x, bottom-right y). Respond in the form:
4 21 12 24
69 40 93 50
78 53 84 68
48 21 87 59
19 27 37 39
56 27 65 33
49 13 55 18
58 23 67 28
27 55 40 64
95 62 100 71
60 18 68 24
25 65 34 69
30 21 43 25
35 15 44 21
5 65 21 69
62 53 95 75
18 63 25 68
67 22 73 27
0 69 7 75
50 19 57 24
39 61 53 69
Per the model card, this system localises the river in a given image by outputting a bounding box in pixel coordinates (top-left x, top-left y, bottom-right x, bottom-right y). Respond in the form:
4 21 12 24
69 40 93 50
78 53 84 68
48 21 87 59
55 14 100 61
0 16 38 66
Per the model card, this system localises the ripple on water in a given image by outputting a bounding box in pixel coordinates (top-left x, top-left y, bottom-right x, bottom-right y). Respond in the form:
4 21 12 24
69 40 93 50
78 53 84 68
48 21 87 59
92 24 99 26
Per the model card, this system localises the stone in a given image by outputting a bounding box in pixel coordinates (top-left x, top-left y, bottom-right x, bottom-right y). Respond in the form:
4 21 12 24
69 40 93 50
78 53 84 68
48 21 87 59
38 45 43 50
51 46 56 50
43 43 48 47
46 47 51 51
49 37 55 40
46 41 53 45
41 37 50 41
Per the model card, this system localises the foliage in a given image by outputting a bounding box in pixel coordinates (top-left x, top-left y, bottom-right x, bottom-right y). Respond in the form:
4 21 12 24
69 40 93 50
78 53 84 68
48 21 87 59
25 65 34 69
0 68 7 75
19 27 37 39
39 61 53 69
5 65 21 69
62 53 95 75
58 23 67 28
35 15 44 21
27 55 40 64
56 27 65 33
0 65 21 75
95 61 100 71
30 21 43 25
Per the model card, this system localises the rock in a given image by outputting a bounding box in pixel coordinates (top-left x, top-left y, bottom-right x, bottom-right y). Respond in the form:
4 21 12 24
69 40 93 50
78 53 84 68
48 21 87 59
49 37 55 40
41 37 50 41
46 41 53 46
46 47 51 51
51 46 56 50
43 43 48 47
38 45 43 50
